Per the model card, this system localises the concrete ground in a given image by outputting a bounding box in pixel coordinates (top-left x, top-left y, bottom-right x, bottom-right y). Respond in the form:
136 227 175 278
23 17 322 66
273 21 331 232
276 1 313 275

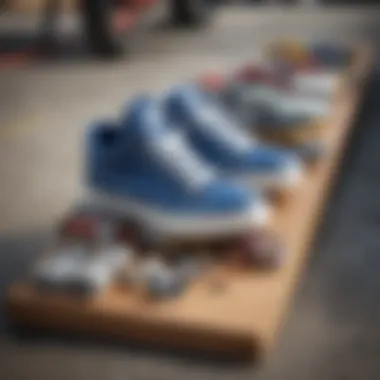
1 5 380 380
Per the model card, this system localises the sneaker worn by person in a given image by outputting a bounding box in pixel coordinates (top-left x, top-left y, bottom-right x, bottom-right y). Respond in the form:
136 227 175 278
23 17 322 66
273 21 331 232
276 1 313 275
85 97 269 240
164 85 303 192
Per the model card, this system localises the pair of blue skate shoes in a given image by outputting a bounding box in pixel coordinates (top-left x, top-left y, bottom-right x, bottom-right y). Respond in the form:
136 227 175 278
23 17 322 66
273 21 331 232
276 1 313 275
86 84 303 240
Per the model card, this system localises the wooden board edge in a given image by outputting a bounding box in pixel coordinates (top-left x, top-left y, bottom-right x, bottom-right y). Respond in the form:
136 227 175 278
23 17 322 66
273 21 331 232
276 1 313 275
7 282 263 361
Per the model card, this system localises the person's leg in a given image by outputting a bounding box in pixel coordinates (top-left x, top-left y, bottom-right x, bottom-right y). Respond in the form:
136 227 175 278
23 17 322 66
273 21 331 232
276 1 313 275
80 0 124 58
39 0 61 53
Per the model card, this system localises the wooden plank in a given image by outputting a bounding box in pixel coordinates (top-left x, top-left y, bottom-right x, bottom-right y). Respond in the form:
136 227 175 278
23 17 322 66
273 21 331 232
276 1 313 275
6 46 373 361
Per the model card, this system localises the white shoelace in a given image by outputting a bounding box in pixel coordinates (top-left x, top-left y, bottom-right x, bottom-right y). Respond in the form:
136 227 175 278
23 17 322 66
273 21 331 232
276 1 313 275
149 130 216 191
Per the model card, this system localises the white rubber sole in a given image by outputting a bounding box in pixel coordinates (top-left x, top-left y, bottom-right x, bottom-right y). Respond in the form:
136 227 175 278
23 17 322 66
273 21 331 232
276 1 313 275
280 97 332 118
78 190 271 239
279 90 333 118
293 71 341 99
232 159 303 193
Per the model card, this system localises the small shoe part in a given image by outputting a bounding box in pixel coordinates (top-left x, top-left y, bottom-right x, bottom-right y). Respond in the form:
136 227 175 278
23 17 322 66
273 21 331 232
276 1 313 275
198 72 226 92
310 41 354 68
32 249 93 295
174 255 205 282
60 215 100 241
268 41 318 68
32 244 132 296
146 272 185 299
137 227 164 251
98 244 135 272
230 231 285 270
60 214 118 245
117 220 143 245
139 257 186 299
234 64 292 90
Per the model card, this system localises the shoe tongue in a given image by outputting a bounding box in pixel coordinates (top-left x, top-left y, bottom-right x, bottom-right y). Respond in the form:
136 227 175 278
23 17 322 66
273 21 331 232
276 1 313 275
173 85 254 153
122 93 216 191
122 96 167 143
171 84 202 110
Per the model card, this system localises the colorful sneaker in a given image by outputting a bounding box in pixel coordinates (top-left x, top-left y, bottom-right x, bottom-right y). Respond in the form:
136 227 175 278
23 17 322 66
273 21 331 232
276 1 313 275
267 40 353 70
164 84 303 192
199 68 334 121
229 80 331 120
85 97 269 240
199 78 326 162
235 63 341 100
219 81 312 129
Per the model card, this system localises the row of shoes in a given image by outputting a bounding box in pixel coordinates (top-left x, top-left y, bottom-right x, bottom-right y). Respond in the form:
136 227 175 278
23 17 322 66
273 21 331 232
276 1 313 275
200 39 354 160
84 39 353 240
31 39 353 298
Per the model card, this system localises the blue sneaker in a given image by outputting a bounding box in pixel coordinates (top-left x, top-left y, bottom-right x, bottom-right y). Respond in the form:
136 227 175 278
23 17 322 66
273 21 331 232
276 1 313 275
85 97 269 239
164 85 303 192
